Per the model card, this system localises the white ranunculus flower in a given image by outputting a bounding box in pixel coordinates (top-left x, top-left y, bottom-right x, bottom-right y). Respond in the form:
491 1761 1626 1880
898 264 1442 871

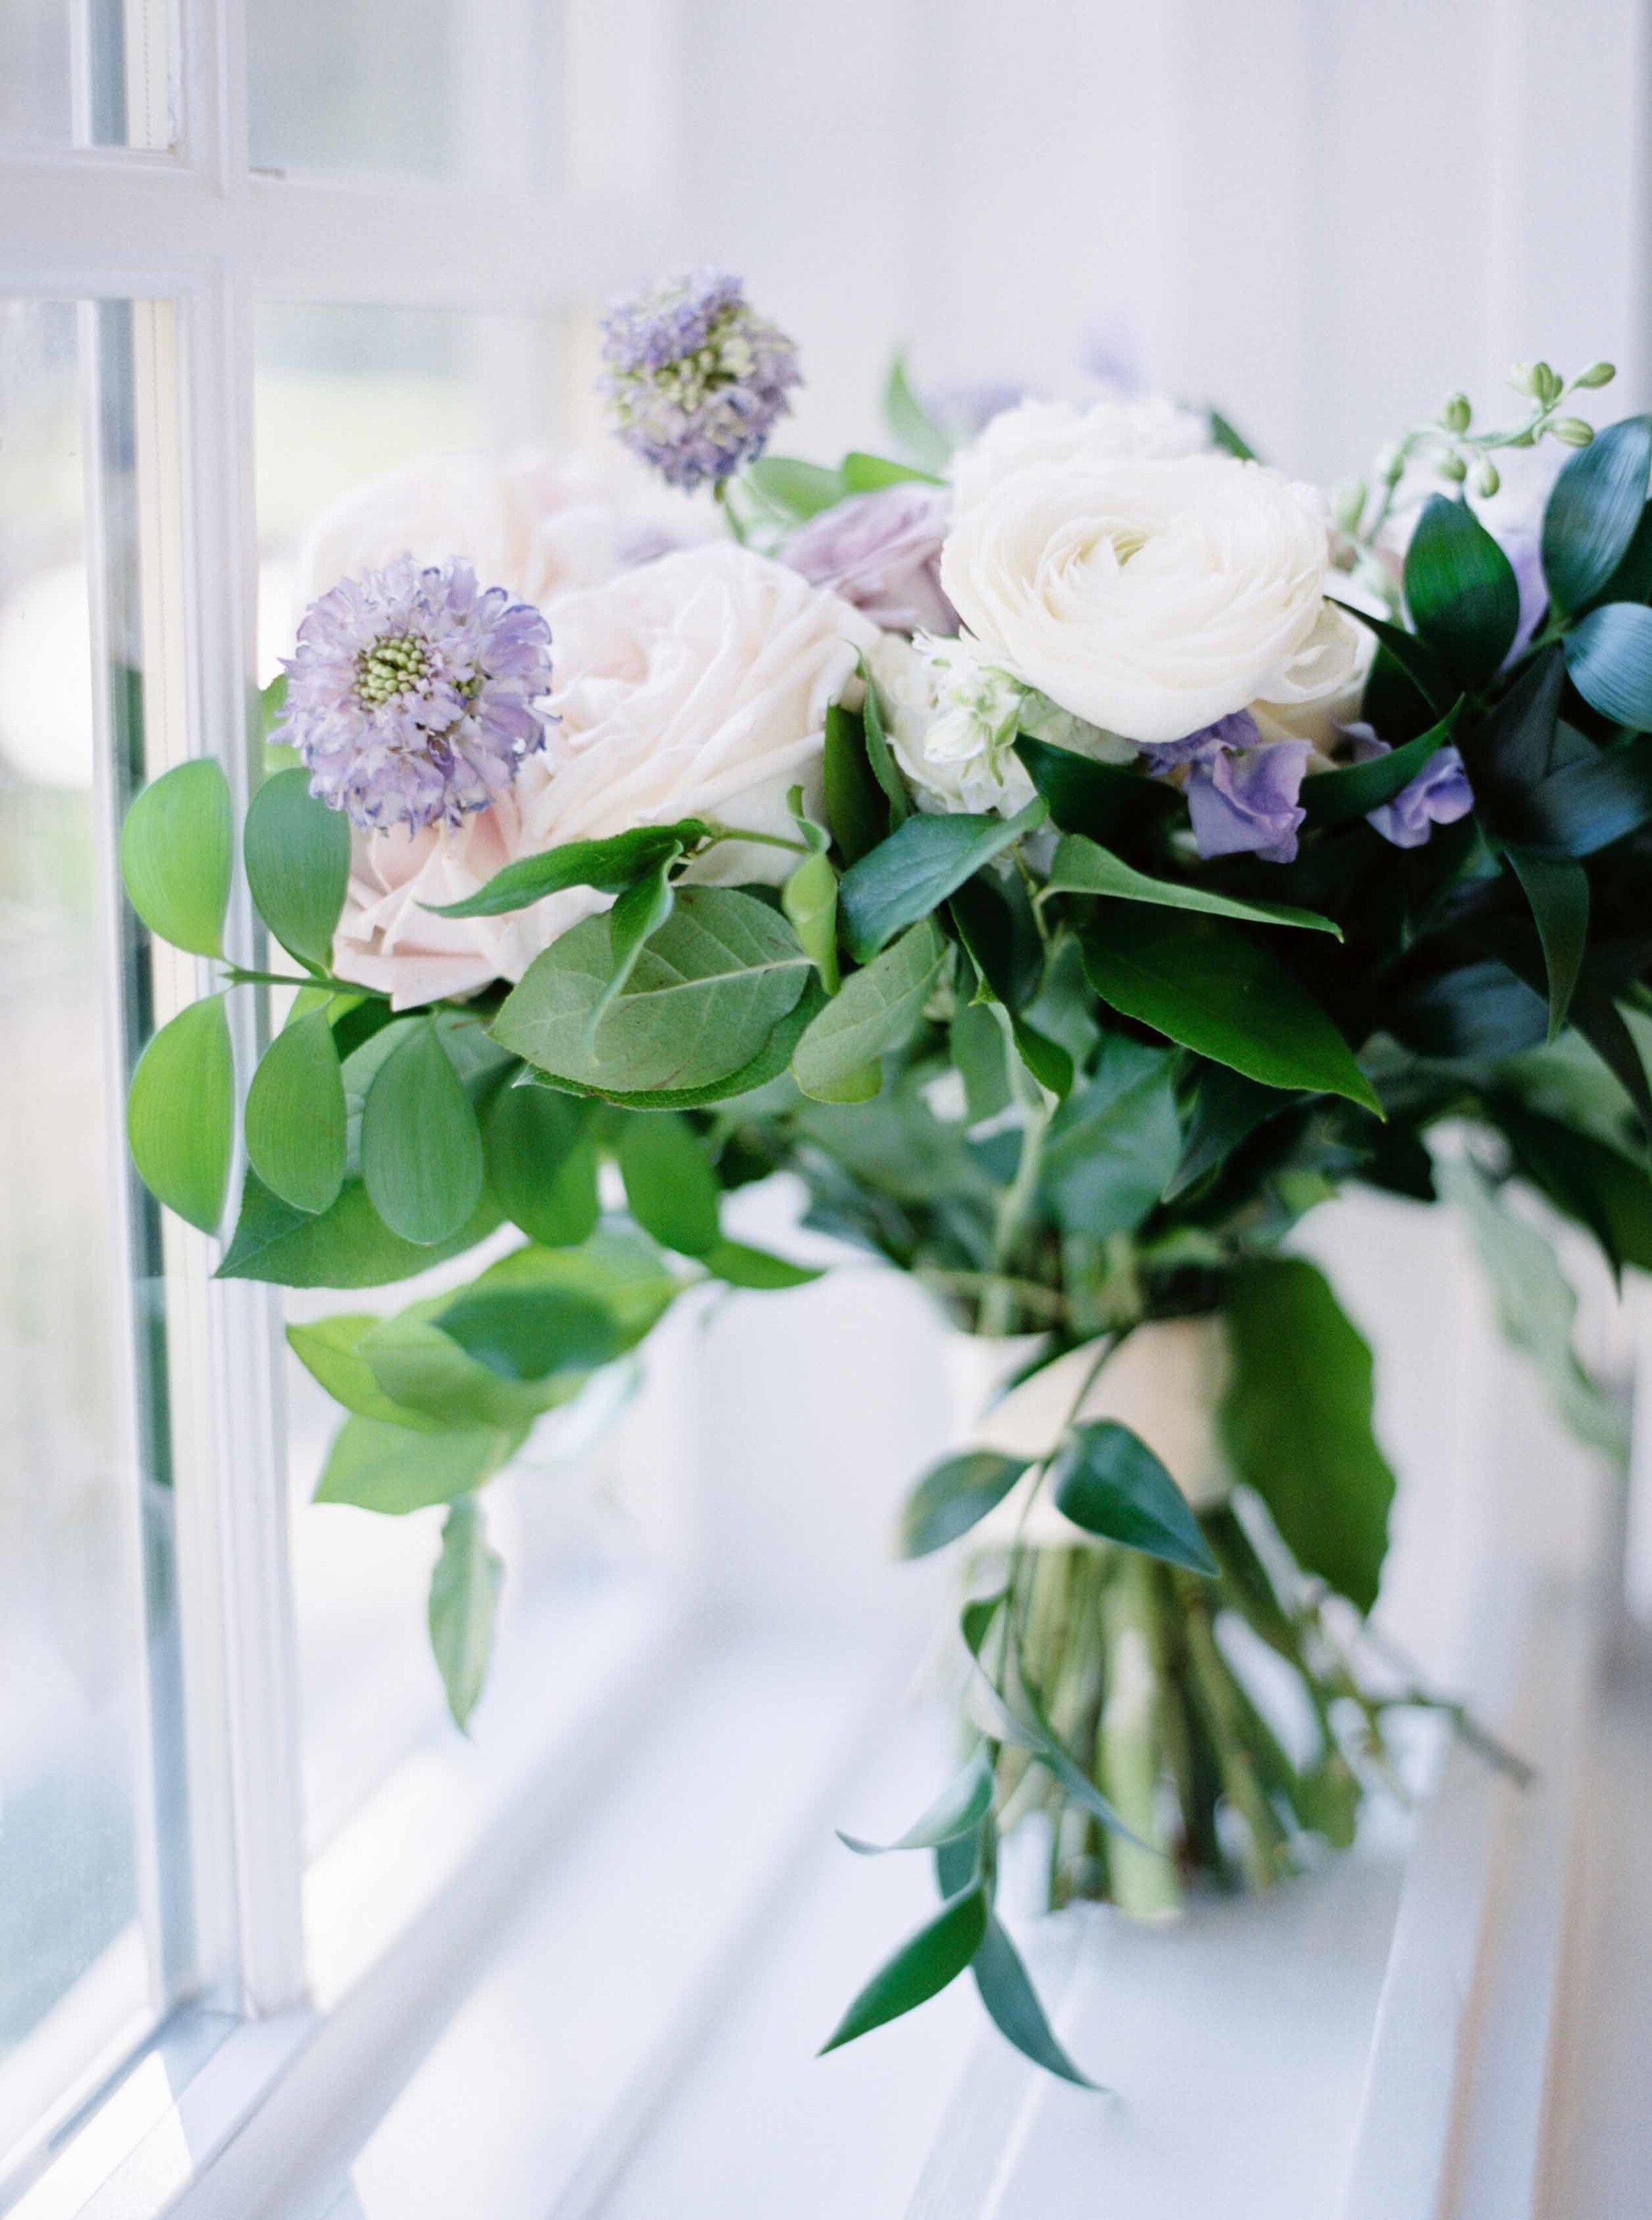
871 630 1131 819
950 393 1210 513
1249 599 1374 753
331 543 876 1008
940 455 1332 745
293 449 706 618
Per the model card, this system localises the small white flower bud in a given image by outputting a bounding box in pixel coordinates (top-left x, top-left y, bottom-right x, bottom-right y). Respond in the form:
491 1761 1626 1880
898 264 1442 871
1439 392 1472 433
1332 478 1368 533
1551 417 1596 447
1438 452 1469 484
1472 459 1501 499
1509 361 1538 396
1574 361 1617 389
1374 444 1405 486
1534 361 1563 406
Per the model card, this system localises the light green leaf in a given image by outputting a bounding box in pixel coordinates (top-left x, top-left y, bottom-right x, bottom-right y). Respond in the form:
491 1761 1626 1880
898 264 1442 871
473 1226 679 1350
792 919 946 1100
742 455 846 518
782 848 841 994
1050 1420 1217 1574
435 1282 622 1382
701 1239 822 1290
128 993 235 1232
585 849 679 1046
120 758 233 958
428 1497 504 1730
839 801 1044 961
1080 908 1380 1113
1045 833 1339 936
361 1018 485 1245
244 1006 346 1214
898 1449 1030 1559
286 1312 442 1430
839 1749 995 1856
1220 1257 1396 1611
818 1883 988 2055
426 823 710 922
1041 1034 1180 1240
356 1310 574 1430
971 1913 1099 2089
314 1413 523 1513
494 887 812 1097
483 1084 600 1248
616 1112 721 1256
243 767 352 973
218 1172 502 1288
840 449 945 492
882 350 955 473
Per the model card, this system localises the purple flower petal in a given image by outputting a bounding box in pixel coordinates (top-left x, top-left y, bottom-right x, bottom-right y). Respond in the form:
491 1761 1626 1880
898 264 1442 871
780 483 956 634
1351 729 1475 849
1185 737 1312 864
600 270 802 491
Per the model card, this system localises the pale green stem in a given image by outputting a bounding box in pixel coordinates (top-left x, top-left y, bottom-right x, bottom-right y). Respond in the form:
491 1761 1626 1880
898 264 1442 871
1097 1553 1183 1919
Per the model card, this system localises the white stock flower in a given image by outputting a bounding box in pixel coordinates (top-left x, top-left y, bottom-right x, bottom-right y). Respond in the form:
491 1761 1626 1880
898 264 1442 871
939 454 1333 745
332 543 876 1006
950 393 1210 513
870 630 1130 819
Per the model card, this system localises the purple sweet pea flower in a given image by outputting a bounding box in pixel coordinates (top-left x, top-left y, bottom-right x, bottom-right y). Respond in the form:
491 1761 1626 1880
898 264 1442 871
1349 726 1474 849
780 482 957 634
1139 712 1311 864
1137 710 1260 770
276 554 554 834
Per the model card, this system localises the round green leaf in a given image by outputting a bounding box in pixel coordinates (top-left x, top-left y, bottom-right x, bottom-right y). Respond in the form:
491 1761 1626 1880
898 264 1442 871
244 1006 346 1214
128 992 235 1232
120 759 233 958
1402 494 1520 685
484 1084 599 1248
1542 414 1652 614
243 766 352 971
314 1413 522 1514
615 1112 721 1256
361 1018 485 1245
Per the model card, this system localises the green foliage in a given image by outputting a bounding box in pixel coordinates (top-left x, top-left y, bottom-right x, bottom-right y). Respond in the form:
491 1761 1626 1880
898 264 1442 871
243 768 352 972
244 1006 346 1214
1403 494 1521 685
1507 848 1589 1041
587 844 680 1041
898 1449 1030 1557
120 758 233 958
483 1085 600 1248
839 802 1043 961
361 1018 486 1244
436 1282 622 1382
1335 599 1453 716
971 1911 1098 2088
1542 414 1652 614
822 702 886 867
700 1239 822 1289
1220 1257 1396 1613
428 1498 504 1730
426 822 711 920
817 1882 988 2055
1041 1033 1180 1238
792 919 946 1099
1080 909 1380 1112
128 993 235 1232
1015 735 1181 846
314 1414 524 1513
494 887 812 1097
883 350 954 474
1045 833 1338 934
219 1172 503 1288
839 1750 995 1855
1049 1419 1218 1574
858 664 911 825
286 1312 443 1430
615 1111 722 1255
1300 704 1460 827
741 455 845 519
1563 601 1652 729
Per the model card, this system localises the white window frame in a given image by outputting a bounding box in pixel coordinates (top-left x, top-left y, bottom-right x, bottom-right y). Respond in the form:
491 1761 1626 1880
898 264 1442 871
0 3 698 2210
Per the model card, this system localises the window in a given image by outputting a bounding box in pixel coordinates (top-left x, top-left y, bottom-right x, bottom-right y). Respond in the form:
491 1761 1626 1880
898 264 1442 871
0 6 682 2209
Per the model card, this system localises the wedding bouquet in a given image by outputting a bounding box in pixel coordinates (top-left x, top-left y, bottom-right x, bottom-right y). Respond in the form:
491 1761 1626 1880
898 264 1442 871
120 268 1651 2081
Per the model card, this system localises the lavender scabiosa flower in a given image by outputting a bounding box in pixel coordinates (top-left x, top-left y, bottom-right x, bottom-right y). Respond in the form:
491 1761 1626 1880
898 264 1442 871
1140 711 1312 864
276 555 554 834
1349 725 1474 849
600 270 802 492
781 482 957 633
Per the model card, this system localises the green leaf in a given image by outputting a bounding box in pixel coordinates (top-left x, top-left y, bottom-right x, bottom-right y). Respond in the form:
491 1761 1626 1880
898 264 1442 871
741 455 845 519
1441 1156 1629 1463
839 1749 995 1855
315 1413 523 1514
792 919 946 1100
1165 1064 1298 1201
616 1111 721 1255
219 1171 502 1287
971 1913 1099 2089
428 1497 504 1730
424 823 711 922
1302 702 1460 827
883 350 954 473
1403 494 1521 685
1045 832 1339 934
258 671 288 743
494 887 812 1097
818 1883 988 2055
701 1238 823 1290
1049 1420 1218 1574
1564 602 1652 729
1080 908 1380 1112
514 979 826 1113
474 1226 679 1350
435 1282 622 1380
355 1312 572 1431
898 1449 1030 1558
361 1019 485 1244
1504 731 1652 856
286 1312 443 1430
244 1006 346 1214
1015 736 1182 846
1207 409 1259 461
951 996 1011 1123
483 1084 599 1247
1497 1103 1652 1276
1508 848 1589 1041
1331 600 1454 717
1569 985 1652 1138
1542 414 1652 614
823 702 886 866
1041 1033 1180 1239
839 802 1044 961
127 993 235 1232
1220 1257 1396 1612
1390 959 1550 1060
585 847 679 1045
841 449 945 492
242 767 352 972
782 847 841 993
859 663 911 826
120 759 233 958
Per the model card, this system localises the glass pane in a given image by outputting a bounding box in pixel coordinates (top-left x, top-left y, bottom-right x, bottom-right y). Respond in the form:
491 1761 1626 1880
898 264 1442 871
248 0 459 176
0 0 73 144
0 300 152 2174
254 303 669 1851
0 0 173 149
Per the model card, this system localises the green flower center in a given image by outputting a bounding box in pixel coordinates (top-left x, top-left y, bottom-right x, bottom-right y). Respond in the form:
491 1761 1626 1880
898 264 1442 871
356 630 430 708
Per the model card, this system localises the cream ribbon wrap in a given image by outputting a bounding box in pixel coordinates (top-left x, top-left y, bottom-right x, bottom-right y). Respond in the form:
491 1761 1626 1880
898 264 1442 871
946 1317 1234 1547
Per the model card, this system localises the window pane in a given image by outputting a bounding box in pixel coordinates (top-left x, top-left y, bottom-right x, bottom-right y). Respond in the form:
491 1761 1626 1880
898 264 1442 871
254 303 670 1851
0 300 151 2173
0 0 173 149
0 0 73 144
248 0 459 176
